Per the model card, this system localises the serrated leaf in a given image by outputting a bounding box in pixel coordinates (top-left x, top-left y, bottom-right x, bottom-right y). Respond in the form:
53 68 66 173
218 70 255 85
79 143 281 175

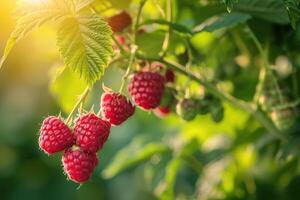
193 12 251 33
57 13 113 84
0 0 71 69
0 0 94 69
102 143 170 179
282 0 300 29
49 66 88 113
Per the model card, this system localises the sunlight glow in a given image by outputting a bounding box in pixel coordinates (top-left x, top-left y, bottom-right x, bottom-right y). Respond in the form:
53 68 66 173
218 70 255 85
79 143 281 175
21 0 43 4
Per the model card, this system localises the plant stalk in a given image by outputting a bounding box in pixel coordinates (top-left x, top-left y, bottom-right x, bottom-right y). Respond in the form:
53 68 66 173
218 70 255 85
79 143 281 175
65 86 90 124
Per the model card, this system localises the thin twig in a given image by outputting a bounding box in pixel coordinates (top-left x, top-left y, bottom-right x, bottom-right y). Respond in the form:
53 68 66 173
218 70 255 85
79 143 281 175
136 53 285 141
65 87 90 124
160 0 172 57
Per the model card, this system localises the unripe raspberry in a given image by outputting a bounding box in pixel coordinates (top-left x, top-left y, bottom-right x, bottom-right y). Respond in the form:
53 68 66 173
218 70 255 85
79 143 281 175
101 92 135 126
197 99 211 115
176 98 198 121
107 11 132 32
39 116 74 155
74 113 111 153
128 71 165 110
210 99 224 123
62 147 98 183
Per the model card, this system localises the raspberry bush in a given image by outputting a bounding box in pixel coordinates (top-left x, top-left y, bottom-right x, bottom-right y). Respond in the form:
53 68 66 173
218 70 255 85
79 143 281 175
1 0 300 199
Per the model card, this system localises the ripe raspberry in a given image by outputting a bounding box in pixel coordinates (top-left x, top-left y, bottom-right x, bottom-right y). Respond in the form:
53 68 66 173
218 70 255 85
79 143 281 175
154 106 171 118
165 69 175 83
128 71 165 110
101 92 135 126
107 11 132 32
39 116 74 155
74 113 111 153
62 147 98 183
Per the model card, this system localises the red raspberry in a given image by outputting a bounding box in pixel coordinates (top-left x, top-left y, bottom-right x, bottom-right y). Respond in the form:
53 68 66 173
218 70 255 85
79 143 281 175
39 116 74 155
128 71 165 110
165 69 175 83
74 113 111 153
154 106 171 118
62 147 98 183
107 11 132 32
101 92 135 126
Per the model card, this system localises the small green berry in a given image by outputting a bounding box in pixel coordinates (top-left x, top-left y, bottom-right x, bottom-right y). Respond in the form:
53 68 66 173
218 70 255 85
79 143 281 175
210 103 224 123
176 98 198 121
197 99 211 115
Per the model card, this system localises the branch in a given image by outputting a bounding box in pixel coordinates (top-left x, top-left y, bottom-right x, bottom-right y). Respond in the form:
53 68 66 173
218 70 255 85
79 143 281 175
136 53 285 141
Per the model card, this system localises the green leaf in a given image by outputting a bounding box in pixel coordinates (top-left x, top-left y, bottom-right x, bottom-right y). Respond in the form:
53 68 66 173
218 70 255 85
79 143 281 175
282 0 300 29
223 0 239 13
141 19 193 35
102 143 170 179
57 13 113 84
49 66 88 113
0 0 94 69
0 0 71 69
159 157 182 200
235 0 290 24
194 12 251 33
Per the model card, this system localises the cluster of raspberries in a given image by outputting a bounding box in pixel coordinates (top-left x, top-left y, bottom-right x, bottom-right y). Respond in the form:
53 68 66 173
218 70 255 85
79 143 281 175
38 68 174 183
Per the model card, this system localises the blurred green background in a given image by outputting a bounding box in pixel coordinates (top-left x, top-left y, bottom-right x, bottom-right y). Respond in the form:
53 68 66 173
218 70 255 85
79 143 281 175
1 0 300 200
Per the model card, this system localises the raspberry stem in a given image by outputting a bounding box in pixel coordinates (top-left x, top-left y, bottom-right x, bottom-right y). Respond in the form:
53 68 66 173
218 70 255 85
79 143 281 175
119 45 137 93
160 0 172 57
118 0 146 93
65 87 90 125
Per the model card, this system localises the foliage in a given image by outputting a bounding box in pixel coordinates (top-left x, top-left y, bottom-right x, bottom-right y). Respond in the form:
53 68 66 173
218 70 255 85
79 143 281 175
1 0 300 199
1 0 113 84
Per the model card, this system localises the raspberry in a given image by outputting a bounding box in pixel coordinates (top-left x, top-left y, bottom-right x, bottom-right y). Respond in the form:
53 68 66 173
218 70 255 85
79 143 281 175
165 69 175 83
39 116 74 155
107 11 132 32
176 99 198 121
128 71 165 110
101 92 135 126
154 106 171 118
62 147 98 183
74 113 111 153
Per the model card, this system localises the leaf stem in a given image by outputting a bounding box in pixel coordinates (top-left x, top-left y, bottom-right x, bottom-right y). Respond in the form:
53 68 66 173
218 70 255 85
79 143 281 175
119 45 138 93
160 0 172 57
65 86 90 124
246 25 284 103
133 0 147 43
112 35 127 55
118 0 147 93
